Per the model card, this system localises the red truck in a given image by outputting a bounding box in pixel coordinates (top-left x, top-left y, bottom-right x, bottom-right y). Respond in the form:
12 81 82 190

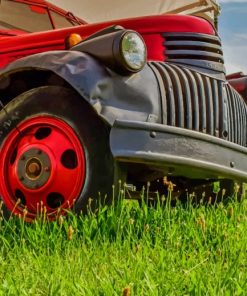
0 0 246 221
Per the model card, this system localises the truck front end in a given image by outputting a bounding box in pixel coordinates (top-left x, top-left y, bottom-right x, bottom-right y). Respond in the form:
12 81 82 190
0 11 246 219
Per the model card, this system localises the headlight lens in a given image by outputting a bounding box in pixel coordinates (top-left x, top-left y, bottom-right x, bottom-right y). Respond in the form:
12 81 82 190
120 32 147 72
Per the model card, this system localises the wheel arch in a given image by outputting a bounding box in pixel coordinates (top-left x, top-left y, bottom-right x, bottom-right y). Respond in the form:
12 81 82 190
0 68 102 120
0 50 114 126
0 50 162 127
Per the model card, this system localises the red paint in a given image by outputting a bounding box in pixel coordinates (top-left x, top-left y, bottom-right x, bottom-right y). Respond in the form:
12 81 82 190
0 116 85 221
30 5 47 14
228 76 247 101
0 14 215 68
142 34 165 61
227 72 245 80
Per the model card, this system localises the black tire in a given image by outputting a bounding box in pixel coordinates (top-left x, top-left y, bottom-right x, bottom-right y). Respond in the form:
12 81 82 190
0 86 114 218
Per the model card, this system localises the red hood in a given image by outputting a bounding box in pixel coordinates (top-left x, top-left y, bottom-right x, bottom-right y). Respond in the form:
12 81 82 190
0 14 215 68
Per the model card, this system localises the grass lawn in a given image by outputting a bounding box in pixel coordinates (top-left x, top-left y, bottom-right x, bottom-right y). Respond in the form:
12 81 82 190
0 187 247 295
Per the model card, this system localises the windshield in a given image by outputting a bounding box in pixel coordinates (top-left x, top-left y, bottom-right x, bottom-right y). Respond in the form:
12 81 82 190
0 0 85 33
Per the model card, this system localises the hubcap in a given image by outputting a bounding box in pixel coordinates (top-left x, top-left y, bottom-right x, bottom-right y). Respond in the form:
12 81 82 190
18 148 51 189
0 116 85 221
26 159 42 179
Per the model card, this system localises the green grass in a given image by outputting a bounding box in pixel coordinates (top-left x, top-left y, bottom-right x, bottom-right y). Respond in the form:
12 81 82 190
0 187 247 295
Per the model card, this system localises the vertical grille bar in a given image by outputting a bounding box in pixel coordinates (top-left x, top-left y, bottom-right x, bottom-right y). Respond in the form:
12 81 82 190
233 89 240 144
243 98 247 146
226 86 234 143
171 64 193 129
236 91 243 146
148 62 167 125
194 72 207 133
218 82 228 140
212 79 219 137
238 91 244 146
155 63 176 126
183 68 200 131
203 76 214 135
163 64 185 128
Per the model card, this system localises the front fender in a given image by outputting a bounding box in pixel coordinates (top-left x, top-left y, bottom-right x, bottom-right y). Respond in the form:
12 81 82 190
0 51 161 125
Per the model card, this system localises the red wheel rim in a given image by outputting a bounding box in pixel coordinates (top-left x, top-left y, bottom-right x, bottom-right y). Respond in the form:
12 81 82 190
0 116 85 221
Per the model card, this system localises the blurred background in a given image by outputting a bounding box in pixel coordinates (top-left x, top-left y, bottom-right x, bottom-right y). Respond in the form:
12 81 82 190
218 0 247 73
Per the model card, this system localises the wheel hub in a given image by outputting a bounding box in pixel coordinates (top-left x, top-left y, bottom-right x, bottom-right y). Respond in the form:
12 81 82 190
26 160 42 178
18 148 51 189
0 116 85 221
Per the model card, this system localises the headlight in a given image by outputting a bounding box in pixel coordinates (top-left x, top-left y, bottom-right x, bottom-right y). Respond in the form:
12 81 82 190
120 32 147 72
71 26 147 75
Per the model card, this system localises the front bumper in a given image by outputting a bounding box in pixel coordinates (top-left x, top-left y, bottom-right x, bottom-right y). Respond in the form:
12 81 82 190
110 120 247 181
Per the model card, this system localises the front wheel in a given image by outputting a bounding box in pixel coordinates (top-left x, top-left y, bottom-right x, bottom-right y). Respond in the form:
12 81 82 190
0 86 113 221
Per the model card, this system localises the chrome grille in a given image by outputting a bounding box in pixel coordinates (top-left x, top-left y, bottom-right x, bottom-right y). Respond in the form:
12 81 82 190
162 32 225 74
149 62 247 147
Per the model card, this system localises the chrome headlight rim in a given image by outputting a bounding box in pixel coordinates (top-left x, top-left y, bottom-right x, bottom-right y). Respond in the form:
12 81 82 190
118 30 147 73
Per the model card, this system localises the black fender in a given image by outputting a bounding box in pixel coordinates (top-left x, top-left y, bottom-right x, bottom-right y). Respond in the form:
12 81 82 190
0 50 161 125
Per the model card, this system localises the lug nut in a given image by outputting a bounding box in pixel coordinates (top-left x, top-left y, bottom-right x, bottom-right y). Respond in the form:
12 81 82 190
44 166 50 172
28 163 40 175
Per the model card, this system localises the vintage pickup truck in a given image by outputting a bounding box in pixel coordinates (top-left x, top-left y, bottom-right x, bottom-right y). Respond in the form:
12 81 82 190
0 0 246 220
